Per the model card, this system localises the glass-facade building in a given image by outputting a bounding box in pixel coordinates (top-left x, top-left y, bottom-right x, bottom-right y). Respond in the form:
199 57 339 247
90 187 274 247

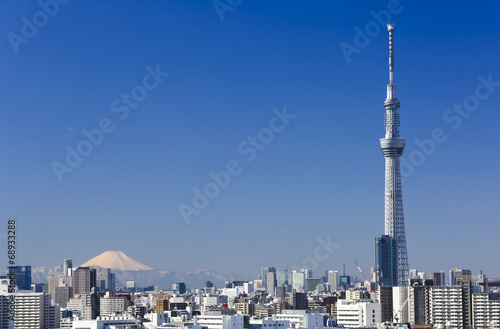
375 235 397 287
276 268 288 287
339 275 351 289
7 265 32 291
292 270 305 292
176 282 186 294
261 267 276 290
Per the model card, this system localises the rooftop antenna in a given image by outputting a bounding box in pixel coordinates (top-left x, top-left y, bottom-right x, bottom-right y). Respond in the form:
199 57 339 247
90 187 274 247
343 264 345 276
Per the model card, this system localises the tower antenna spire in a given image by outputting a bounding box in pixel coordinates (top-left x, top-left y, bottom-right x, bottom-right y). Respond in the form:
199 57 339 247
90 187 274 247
388 24 394 84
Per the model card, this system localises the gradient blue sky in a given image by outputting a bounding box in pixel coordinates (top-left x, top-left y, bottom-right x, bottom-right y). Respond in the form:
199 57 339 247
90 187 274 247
0 1 499 280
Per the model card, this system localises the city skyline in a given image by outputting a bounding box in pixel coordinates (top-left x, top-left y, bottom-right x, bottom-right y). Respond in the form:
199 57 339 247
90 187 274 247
9 251 499 288
0 1 499 278
5 252 494 292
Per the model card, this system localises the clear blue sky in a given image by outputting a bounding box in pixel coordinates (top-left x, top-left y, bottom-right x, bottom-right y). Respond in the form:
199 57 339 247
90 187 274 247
0 1 499 280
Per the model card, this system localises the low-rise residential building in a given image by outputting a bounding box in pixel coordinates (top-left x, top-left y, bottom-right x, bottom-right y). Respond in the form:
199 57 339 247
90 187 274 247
235 302 255 316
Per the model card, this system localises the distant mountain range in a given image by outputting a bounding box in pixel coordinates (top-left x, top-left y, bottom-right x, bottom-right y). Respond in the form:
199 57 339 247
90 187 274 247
28 250 249 289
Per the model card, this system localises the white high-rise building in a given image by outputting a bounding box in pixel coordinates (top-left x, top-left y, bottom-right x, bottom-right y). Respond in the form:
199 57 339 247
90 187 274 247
301 268 313 279
0 280 14 329
266 272 276 294
0 295 12 329
292 271 305 293
380 24 410 286
472 293 500 329
13 291 60 329
428 286 463 329
392 286 415 324
327 271 339 292
243 282 254 295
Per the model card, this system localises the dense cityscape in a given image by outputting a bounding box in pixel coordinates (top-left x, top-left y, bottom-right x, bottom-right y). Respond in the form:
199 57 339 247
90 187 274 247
2 257 499 329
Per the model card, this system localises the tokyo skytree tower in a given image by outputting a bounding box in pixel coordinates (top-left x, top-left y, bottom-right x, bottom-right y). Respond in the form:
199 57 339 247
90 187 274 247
379 24 409 286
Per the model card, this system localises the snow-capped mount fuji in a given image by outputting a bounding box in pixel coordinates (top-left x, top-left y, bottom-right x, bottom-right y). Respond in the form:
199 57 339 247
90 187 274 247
81 250 153 271
78 250 238 288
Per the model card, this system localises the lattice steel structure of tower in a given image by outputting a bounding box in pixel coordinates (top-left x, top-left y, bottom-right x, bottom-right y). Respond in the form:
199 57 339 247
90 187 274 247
379 24 409 286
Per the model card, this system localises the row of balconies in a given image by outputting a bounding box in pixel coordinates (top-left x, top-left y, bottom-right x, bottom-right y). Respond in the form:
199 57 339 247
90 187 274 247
430 305 462 308
429 295 462 297
430 291 462 293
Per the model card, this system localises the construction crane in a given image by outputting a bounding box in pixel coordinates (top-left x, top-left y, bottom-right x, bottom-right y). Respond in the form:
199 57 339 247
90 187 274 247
354 261 375 293
393 288 415 323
